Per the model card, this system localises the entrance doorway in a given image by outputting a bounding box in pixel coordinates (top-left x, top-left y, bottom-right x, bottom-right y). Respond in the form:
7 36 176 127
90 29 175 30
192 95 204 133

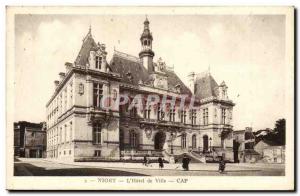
119 129 124 150
203 135 209 152
233 139 240 163
29 149 37 158
154 131 166 150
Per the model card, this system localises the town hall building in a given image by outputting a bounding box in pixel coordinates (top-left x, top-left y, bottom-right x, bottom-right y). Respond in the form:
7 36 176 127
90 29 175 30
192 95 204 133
46 18 235 162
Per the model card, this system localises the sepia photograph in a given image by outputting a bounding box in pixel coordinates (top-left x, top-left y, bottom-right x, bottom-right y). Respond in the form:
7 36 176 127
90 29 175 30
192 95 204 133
6 6 294 190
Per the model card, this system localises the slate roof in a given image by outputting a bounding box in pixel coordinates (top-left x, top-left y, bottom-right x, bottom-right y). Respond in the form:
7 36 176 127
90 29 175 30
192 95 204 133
110 52 150 85
194 74 219 100
110 51 191 95
140 17 153 40
75 32 98 66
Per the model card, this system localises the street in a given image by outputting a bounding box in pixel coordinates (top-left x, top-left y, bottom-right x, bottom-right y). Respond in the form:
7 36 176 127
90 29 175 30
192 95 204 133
14 158 285 176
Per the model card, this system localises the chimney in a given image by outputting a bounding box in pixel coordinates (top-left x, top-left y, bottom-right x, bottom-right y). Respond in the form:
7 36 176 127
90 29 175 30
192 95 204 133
65 62 73 72
245 127 253 132
59 72 65 81
54 80 59 88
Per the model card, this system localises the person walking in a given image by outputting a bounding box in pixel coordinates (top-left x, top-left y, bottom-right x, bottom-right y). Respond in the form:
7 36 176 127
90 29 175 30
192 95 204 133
158 157 164 169
143 155 147 166
146 155 151 166
218 156 226 173
182 154 191 171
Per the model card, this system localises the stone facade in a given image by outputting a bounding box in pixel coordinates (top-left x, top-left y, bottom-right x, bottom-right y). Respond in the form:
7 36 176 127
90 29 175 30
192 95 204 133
254 140 285 163
14 121 46 158
233 127 260 163
46 18 235 162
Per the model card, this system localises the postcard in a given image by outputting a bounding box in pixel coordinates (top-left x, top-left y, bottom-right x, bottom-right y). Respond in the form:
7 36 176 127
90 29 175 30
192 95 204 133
6 6 294 191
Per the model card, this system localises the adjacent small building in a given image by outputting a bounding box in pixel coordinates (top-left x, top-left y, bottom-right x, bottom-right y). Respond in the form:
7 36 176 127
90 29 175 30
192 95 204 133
254 140 285 163
14 121 46 158
233 127 260 163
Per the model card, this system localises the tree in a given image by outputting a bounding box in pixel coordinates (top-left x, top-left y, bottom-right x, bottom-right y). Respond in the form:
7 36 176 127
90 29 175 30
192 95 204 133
273 118 286 145
253 119 285 146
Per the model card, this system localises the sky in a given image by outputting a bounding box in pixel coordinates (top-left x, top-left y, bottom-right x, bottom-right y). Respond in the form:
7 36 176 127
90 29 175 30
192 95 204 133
14 14 286 130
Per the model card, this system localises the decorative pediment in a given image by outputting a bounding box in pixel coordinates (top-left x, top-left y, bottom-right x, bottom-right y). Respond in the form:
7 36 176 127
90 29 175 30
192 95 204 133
155 57 166 72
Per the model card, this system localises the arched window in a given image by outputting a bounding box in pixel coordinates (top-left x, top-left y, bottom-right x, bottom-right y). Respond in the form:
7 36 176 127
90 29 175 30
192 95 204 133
181 134 187 149
192 134 197 149
143 40 148 46
129 131 137 148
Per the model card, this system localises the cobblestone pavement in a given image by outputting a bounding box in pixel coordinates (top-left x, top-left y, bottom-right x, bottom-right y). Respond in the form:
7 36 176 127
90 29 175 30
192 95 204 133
14 158 285 176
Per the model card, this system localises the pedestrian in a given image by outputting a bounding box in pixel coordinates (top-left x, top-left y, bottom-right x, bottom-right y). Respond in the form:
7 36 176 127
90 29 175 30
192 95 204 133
143 155 147 166
219 156 226 173
182 154 191 171
158 157 164 169
146 155 151 166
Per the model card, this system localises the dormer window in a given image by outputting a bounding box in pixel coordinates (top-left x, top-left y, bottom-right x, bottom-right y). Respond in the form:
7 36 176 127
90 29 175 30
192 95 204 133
175 84 181 93
112 89 118 100
222 89 226 97
95 56 102 69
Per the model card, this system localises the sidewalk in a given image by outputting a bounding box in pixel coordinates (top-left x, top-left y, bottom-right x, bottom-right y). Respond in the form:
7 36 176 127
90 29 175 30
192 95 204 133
40 158 265 172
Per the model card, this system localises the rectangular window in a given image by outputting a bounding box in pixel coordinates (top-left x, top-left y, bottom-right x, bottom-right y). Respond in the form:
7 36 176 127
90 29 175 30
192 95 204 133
69 82 73 108
221 108 226 124
95 56 102 69
143 108 147 118
59 94 62 115
93 83 103 108
221 138 225 148
203 108 208 125
69 122 72 141
64 88 68 111
181 134 187 149
157 103 165 121
60 127 62 143
180 110 186 124
94 150 101 157
130 131 137 148
93 124 102 144
64 125 67 142
129 101 137 117
144 106 151 119
169 107 175 122
157 103 160 120
191 109 197 125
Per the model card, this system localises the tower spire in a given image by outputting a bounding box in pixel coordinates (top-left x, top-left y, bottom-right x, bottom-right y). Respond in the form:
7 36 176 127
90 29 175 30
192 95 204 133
89 24 91 35
82 25 92 42
139 17 155 72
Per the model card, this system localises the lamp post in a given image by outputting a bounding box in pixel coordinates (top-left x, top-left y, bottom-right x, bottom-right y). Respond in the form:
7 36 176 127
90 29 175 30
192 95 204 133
209 137 212 152
170 132 174 155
